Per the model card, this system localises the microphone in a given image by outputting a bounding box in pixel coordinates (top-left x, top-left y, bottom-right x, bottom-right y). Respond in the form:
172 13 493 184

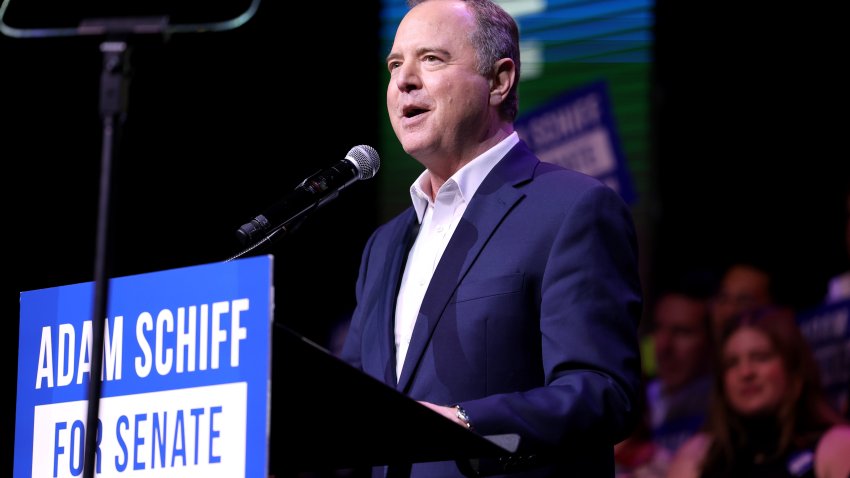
236 145 380 245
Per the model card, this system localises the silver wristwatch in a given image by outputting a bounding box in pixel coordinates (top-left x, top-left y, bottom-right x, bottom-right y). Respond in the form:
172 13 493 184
454 405 472 430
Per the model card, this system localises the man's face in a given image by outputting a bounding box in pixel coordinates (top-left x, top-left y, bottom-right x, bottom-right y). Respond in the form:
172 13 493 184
386 1 494 169
652 293 711 392
710 265 772 336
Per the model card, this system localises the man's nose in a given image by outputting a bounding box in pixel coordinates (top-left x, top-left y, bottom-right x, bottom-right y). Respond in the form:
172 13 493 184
394 62 422 92
653 330 672 353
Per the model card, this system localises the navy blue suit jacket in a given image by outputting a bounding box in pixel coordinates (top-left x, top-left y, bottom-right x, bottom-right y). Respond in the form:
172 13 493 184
341 141 643 477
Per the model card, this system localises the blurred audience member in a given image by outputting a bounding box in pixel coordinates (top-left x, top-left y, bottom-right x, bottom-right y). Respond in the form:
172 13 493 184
666 306 850 478
710 261 775 337
616 274 716 477
647 287 713 455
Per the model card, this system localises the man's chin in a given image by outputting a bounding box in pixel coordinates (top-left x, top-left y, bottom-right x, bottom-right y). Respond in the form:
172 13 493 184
399 139 430 158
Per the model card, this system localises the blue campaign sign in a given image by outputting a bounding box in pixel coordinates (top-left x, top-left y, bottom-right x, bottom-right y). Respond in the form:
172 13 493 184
797 299 850 416
515 80 637 204
15 255 273 478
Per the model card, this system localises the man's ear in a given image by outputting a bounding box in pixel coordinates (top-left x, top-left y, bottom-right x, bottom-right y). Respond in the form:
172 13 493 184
489 58 516 107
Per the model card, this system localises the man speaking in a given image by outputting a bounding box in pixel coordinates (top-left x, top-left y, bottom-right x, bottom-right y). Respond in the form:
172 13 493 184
341 1 643 476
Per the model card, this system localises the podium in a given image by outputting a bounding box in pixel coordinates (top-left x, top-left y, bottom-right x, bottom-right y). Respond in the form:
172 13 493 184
269 324 518 475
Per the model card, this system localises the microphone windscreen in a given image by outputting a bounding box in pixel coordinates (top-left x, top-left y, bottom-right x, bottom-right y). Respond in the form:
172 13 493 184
346 145 380 180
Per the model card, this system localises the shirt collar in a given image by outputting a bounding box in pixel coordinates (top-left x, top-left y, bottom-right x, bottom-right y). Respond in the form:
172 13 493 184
408 132 519 223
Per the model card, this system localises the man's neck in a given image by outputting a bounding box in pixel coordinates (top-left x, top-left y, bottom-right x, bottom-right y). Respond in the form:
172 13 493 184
424 124 514 198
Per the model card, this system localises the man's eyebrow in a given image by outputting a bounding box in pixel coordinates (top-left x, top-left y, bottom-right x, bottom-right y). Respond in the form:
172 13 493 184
386 47 452 63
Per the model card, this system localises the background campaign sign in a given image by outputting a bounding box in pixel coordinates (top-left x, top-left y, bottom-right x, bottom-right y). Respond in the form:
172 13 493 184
514 80 637 204
797 299 850 417
15 255 273 478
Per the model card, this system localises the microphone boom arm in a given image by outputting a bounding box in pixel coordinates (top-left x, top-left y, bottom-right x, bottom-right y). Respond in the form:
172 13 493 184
230 144 380 258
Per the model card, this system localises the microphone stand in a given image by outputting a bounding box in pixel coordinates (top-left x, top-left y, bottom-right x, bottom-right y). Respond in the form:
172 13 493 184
82 37 131 478
226 216 310 262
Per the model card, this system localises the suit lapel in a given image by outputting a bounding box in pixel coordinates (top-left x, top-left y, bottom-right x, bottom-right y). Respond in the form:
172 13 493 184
396 142 538 392
377 210 420 387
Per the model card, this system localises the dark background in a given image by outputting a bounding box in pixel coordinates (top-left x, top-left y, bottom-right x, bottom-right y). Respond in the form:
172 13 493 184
2 0 848 473
651 2 848 304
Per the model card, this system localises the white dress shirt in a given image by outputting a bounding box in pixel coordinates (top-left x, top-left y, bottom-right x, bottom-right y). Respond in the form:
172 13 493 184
394 132 520 379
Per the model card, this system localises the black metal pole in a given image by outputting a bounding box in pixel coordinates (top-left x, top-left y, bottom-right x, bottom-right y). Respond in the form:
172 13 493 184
83 39 129 478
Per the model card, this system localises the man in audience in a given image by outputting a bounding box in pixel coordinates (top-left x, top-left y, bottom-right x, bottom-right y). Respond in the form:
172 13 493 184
646 285 713 455
709 261 775 338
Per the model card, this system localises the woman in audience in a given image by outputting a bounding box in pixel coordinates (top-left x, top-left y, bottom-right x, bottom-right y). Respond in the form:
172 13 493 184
666 306 850 478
